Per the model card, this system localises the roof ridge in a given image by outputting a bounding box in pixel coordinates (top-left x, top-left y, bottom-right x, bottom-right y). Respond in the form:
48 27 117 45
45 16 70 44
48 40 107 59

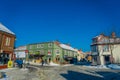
0 23 15 35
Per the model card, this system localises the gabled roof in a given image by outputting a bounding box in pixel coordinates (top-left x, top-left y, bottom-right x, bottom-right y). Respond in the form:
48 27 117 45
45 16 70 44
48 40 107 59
60 44 78 52
0 23 15 35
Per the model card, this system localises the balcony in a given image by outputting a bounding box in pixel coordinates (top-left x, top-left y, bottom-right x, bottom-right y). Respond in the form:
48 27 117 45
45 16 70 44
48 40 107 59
91 39 120 45
100 52 111 55
91 52 98 55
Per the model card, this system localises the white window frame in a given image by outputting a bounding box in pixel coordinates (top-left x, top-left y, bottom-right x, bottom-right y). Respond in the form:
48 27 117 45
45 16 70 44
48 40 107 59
5 37 11 46
40 44 44 48
56 49 60 55
103 45 109 52
37 44 41 48
48 43 52 48
30 45 32 49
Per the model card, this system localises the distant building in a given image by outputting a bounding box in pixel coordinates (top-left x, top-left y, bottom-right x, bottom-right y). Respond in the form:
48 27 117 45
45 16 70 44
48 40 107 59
91 32 120 65
14 46 27 59
85 51 92 62
77 49 85 61
0 23 16 69
27 41 78 64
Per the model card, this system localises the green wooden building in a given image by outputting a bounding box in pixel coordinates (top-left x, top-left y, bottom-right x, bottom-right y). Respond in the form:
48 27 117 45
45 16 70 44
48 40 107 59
27 41 78 64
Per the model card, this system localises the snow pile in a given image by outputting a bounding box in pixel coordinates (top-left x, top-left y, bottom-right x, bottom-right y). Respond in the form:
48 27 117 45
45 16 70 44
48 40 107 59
83 65 108 69
20 68 28 71
107 64 120 70
84 64 120 70
49 62 60 66
29 62 41 65
63 64 73 66
0 68 16 72
94 65 108 69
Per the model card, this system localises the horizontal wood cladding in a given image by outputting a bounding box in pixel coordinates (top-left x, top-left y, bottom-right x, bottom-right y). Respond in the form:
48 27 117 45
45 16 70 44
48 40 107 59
0 31 15 53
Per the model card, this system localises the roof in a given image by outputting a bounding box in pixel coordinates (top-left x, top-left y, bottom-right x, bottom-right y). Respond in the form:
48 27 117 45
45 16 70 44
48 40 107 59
28 41 54 45
14 46 27 51
59 44 78 52
0 23 15 35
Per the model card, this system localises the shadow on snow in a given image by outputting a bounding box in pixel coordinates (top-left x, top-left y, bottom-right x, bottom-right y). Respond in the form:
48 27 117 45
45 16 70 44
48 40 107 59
61 70 120 80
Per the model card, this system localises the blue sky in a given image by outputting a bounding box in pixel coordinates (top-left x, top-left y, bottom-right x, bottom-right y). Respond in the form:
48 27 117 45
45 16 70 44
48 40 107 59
0 0 120 51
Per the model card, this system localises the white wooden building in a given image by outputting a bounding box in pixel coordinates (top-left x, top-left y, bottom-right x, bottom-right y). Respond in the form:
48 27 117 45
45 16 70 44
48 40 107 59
91 32 120 65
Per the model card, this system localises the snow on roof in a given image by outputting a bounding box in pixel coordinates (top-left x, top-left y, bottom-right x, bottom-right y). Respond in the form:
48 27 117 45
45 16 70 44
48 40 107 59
60 44 78 52
15 46 27 51
0 23 15 35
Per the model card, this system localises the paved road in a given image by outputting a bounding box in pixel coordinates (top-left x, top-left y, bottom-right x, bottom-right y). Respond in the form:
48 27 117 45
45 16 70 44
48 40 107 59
2 65 120 80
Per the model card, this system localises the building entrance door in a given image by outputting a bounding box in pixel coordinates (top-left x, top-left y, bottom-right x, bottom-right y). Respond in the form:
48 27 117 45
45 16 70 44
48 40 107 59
104 55 110 64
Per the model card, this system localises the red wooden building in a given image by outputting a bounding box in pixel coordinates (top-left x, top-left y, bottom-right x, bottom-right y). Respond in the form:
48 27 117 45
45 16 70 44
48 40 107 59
0 23 16 69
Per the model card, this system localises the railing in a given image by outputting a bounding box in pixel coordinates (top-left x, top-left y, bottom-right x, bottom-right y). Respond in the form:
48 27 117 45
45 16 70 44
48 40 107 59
91 52 98 55
92 39 120 45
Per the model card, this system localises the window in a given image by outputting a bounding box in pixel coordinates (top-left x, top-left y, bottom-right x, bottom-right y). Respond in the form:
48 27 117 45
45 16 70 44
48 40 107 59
103 45 109 52
69 51 72 56
41 44 44 48
68 51 70 56
48 50 52 55
110 38 114 43
30 45 32 49
64 50 67 55
37 44 41 48
48 43 52 48
5 37 11 46
104 38 109 43
37 44 44 48
56 50 60 55
91 46 98 52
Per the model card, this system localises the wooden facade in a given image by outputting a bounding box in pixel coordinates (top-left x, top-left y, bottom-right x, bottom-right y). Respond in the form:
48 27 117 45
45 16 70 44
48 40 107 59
0 23 15 69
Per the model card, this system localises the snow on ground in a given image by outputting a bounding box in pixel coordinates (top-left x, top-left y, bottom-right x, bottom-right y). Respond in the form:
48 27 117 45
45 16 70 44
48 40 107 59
29 62 75 66
83 64 120 70
0 68 15 72
49 62 60 66
83 65 108 69
29 62 60 66
107 64 120 70
0 68 28 80
1 64 120 80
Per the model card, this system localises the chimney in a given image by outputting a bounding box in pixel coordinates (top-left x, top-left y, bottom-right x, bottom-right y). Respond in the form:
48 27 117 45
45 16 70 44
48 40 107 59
111 32 116 38
54 40 60 45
